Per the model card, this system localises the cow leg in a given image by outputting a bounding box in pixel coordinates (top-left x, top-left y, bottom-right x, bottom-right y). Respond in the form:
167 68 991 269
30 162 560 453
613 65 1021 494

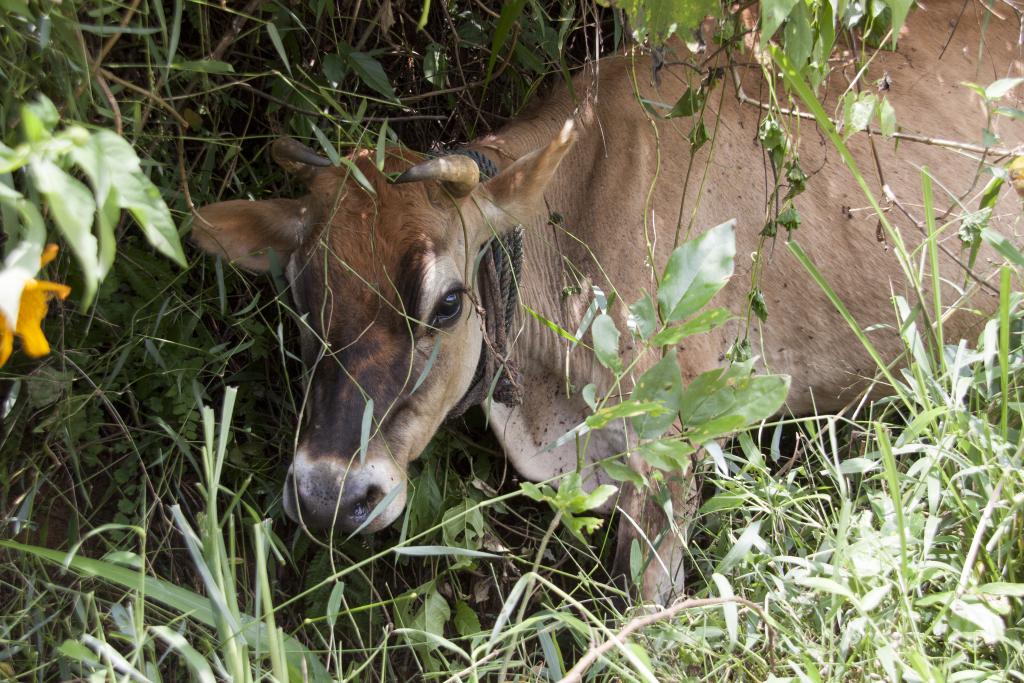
613 455 700 605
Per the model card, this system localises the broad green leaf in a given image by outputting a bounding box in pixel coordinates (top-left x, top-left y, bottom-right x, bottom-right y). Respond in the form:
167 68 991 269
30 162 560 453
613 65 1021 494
586 400 667 429
950 599 1005 644
326 581 345 629
454 601 481 637
666 88 705 118
628 292 657 339
782 0 813 71
884 0 913 46
679 362 790 438
118 171 186 267
842 92 878 138
979 582 1024 597
650 307 732 346
631 355 683 438
657 220 735 322
349 50 398 101
795 575 856 601
31 159 99 301
21 95 59 142
423 43 447 88
323 53 346 85
638 439 694 471
591 313 621 371
581 484 617 511
760 0 801 43
618 0 718 42
599 458 644 486
985 77 1024 100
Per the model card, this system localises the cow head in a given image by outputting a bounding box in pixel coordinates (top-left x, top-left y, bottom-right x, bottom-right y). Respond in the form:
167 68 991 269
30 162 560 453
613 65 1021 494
192 121 575 535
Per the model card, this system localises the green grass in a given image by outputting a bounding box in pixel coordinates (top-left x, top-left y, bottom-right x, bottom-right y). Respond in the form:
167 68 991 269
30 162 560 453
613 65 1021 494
2 1 1023 681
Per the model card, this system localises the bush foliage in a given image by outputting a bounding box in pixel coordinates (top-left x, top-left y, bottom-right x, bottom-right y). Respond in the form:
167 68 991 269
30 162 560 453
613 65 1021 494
1 0 1022 681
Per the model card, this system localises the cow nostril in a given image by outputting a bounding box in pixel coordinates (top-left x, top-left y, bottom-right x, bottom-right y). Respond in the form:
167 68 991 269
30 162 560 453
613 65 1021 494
351 484 383 526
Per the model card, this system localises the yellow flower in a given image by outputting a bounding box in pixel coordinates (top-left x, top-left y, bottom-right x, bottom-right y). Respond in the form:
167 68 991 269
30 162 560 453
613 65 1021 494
0 243 72 367
1009 156 1024 198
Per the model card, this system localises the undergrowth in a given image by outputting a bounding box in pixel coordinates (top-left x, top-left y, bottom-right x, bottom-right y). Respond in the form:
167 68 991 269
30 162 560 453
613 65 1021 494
1 0 1023 682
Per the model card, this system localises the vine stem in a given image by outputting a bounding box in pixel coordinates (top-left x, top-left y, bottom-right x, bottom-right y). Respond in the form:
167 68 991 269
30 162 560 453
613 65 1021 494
731 67 1020 158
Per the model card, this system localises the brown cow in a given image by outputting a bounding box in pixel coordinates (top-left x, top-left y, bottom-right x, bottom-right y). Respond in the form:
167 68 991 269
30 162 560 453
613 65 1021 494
193 2 1022 602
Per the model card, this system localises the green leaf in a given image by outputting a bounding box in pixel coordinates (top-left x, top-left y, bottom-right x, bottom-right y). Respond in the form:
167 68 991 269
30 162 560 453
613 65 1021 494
31 159 99 302
591 313 621 371
359 398 374 464
760 0 801 43
266 23 291 76
487 0 526 80
423 43 447 88
985 77 1024 100
666 88 705 118
638 439 694 471
628 293 657 339
580 484 617 511
348 50 398 102
326 581 345 629
149 626 216 683
453 601 481 637
21 95 59 142
878 97 896 136
978 582 1024 597
982 228 1024 268
619 0 718 42
599 458 644 486
884 0 913 46
679 362 790 439
782 0 813 71
586 400 668 429
118 171 186 267
631 355 683 439
842 92 878 138
323 53 346 85
657 220 735 322
650 307 732 346
171 59 234 73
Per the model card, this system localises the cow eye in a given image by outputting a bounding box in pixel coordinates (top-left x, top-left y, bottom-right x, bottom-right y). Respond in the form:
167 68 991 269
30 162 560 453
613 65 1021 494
430 289 463 328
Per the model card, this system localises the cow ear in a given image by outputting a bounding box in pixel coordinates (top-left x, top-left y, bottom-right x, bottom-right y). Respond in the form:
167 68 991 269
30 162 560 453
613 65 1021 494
192 198 310 272
481 119 576 227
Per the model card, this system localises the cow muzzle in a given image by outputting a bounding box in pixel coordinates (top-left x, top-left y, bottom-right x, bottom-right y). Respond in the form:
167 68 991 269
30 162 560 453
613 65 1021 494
282 448 407 534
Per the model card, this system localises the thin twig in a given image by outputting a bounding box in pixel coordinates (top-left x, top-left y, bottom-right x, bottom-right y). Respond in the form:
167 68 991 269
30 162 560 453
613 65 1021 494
560 595 774 683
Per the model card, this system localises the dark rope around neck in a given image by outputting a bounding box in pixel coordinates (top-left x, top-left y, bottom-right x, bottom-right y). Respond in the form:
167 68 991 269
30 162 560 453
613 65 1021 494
445 150 524 420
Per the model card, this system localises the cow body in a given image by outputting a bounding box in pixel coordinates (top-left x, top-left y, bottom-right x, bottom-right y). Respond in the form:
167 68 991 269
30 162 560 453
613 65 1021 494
194 2 1022 602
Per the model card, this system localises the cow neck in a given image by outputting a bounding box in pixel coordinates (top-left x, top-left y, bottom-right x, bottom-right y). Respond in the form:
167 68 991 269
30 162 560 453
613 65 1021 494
446 149 524 420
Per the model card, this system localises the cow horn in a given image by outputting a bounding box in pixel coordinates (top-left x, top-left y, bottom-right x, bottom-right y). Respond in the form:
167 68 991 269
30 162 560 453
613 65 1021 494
272 137 332 182
393 155 480 198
